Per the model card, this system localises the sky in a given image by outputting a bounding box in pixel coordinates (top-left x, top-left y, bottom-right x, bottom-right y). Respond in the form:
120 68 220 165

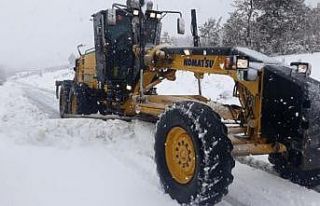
0 0 319 69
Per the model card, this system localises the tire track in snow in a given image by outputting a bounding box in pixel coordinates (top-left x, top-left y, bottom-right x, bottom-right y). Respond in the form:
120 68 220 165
223 195 250 206
16 81 56 95
235 156 277 176
11 79 168 196
14 81 60 118
106 148 251 206
236 156 320 193
102 122 253 206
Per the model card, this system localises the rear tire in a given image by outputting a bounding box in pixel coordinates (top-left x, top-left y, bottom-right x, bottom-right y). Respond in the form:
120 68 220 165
155 101 234 205
269 152 320 187
59 84 71 118
69 84 98 115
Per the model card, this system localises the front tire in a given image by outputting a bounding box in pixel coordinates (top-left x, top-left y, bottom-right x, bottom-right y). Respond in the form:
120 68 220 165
155 102 234 205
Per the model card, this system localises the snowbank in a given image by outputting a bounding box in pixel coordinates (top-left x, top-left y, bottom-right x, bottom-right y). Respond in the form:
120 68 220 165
0 77 177 206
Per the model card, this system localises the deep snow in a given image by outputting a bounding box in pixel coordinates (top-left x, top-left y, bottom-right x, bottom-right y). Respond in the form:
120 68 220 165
0 53 320 206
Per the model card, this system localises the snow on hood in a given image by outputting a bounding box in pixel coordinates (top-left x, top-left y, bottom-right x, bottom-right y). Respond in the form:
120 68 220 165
236 47 280 64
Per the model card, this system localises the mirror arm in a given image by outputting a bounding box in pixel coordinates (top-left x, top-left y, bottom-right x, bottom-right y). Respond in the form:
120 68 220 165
77 44 85 56
161 11 182 18
112 3 127 9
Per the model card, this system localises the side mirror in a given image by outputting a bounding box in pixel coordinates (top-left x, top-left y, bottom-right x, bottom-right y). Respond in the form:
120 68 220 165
106 9 116 25
177 18 185 35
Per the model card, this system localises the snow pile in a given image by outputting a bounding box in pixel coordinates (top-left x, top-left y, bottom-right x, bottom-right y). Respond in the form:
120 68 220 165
0 76 177 206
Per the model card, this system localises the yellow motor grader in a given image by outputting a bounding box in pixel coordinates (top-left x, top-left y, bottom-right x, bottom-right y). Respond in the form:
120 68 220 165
56 1 320 205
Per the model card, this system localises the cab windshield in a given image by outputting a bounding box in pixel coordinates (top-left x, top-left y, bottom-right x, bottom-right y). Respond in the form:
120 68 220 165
144 17 162 46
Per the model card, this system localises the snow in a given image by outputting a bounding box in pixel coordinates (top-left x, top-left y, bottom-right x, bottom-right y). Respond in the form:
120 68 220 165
236 47 280 64
1 53 320 205
0 77 175 206
157 72 240 105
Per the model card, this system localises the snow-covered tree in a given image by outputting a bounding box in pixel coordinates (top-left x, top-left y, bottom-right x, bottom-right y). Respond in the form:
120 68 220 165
199 18 223 47
223 12 247 47
235 0 258 47
254 0 309 54
307 6 320 52
222 0 312 55
223 0 260 48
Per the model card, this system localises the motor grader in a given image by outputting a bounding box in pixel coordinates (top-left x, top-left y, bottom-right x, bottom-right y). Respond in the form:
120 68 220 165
56 0 320 205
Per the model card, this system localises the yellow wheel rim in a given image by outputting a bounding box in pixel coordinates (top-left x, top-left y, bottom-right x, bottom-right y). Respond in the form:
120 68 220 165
165 127 196 184
71 95 77 114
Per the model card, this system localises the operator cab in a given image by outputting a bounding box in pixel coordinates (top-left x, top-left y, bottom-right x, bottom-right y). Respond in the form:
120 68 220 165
92 0 185 112
92 3 164 89
144 10 162 47
92 1 185 88
93 9 135 86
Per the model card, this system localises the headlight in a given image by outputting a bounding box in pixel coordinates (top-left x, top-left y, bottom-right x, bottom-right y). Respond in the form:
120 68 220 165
149 12 156 18
298 65 308 73
290 62 312 77
156 13 162 19
133 9 140 16
126 85 132 91
236 56 249 70
183 49 191 56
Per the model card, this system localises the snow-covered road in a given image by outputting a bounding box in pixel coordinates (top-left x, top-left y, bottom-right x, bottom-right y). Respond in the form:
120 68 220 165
0 53 320 206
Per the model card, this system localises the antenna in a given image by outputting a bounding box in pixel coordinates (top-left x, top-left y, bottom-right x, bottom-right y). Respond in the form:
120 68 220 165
191 9 202 96
154 0 158 10
191 9 200 47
